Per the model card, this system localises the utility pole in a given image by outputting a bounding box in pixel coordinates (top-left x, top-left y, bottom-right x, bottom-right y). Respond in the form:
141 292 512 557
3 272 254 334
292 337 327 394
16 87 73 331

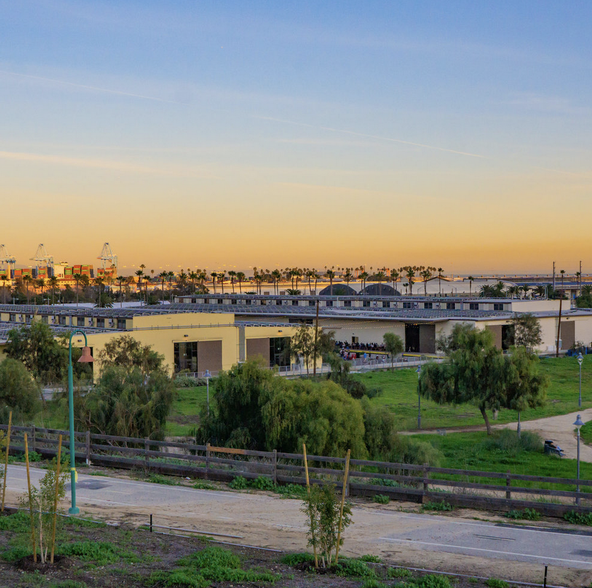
313 299 320 377
552 261 556 292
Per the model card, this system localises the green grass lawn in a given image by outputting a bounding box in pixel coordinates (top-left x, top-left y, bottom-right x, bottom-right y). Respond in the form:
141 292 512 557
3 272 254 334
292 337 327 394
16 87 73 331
166 386 208 436
357 356 592 431
413 430 592 491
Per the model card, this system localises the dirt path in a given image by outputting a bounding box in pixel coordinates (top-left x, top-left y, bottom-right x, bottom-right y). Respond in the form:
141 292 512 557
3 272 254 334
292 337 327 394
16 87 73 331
409 408 592 462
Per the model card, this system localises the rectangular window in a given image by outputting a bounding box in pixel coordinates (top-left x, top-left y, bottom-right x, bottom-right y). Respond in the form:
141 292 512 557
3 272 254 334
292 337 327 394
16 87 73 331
9 314 15 322
41 316 48 324
447 303 456 310
269 337 290 367
470 303 479 311
424 302 433 309
246 299 252 305
344 300 352 307
403 302 412 309
217 299 223 305
231 299 237 305
326 300 333 307
77 317 85 326
117 319 126 330
96 318 105 328
363 301 370 307
59 316 67 325
292 300 298 306
174 341 198 373
494 303 504 311
309 300 316 307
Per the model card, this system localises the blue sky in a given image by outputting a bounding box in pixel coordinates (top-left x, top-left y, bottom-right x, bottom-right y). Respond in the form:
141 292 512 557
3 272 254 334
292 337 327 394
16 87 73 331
1 1 591 273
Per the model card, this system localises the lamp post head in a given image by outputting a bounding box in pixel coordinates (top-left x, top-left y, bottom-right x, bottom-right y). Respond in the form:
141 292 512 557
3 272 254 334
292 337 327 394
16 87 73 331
78 346 94 363
205 370 211 378
578 353 583 366
574 414 585 429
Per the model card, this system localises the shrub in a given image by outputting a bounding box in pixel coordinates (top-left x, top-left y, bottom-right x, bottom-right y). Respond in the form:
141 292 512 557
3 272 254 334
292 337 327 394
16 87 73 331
0 511 30 532
361 580 387 588
302 484 352 568
359 554 382 563
175 375 200 388
564 511 592 525
373 494 390 505
505 508 540 521
388 436 443 467
192 481 216 490
147 474 178 486
275 484 307 499
481 430 542 455
389 568 412 578
335 558 375 578
485 579 509 588
281 552 315 566
418 574 453 588
229 476 248 490
249 476 276 491
422 501 453 512
60 541 139 565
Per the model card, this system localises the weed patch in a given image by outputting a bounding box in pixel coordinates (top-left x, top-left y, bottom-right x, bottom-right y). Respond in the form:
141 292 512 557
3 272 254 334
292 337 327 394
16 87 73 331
564 510 592 525
147 474 179 486
485 579 509 588
359 554 382 563
0 511 31 532
389 567 412 578
229 476 248 490
373 494 389 504
505 508 540 521
60 541 139 565
335 558 376 578
422 501 453 512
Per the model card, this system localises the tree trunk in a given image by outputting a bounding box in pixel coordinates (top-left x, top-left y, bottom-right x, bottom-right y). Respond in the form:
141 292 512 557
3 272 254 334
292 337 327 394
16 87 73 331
480 406 492 435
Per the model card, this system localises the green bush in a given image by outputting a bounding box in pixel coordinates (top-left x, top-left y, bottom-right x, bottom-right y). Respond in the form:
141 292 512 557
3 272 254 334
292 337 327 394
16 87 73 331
485 579 509 588
359 554 382 563
147 474 178 486
249 476 276 491
192 481 216 490
229 476 248 490
373 478 399 488
275 484 307 499
175 375 200 388
389 568 412 578
335 558 376 578
388 436 443 467
361 580 387 588
281 552 315 566
0 511 30 532
505 508 540 521
418 574 453 588
148 570 209 587
481 430 542 455
1 545 31 562
60 541 139 565
564 510 592 525
373 494 390 504
422 501 453 512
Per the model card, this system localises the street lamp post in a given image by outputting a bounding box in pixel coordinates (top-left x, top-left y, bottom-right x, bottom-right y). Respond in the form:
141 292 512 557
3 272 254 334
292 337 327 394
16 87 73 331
205 370 212 416
578 353 583 408
68 331 94 515
417 365 422 430
574 414 584 506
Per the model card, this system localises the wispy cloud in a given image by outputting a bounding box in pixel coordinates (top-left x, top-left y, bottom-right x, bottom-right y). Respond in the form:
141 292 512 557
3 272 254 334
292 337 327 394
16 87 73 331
255 116 485 159
502 92 589 116
0 69 180 104
0 150 215 178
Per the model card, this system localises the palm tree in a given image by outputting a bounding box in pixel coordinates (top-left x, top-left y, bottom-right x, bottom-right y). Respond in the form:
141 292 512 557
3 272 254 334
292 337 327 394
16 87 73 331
228 270 236 294
359 271 369 294
36 278 46 304
218 271 226 294
254 274 263 295
210 272 218 294
94 277 104 308
390 268 400 293
135 269 144 302
116 275 127 307
467 276 474 297
437 267 444 295
167 271 175 302
271 269 281 295
73 273 82 307
343 268 353 290
48 276 59 305
404 266 416 295
22 274 32 304
236 272 245 294
325 269 336 295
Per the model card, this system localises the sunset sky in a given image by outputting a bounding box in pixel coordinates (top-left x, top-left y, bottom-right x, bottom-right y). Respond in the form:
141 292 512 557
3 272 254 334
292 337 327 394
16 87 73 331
1 1 591 275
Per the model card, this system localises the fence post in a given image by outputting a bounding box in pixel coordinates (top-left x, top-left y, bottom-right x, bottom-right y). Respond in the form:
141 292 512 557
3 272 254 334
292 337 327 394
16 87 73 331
273 449 277 485
85 431 91 465
423 464 430 495
506 471 511 501
206 443 210 480
144 438 149 472
31 426 36 454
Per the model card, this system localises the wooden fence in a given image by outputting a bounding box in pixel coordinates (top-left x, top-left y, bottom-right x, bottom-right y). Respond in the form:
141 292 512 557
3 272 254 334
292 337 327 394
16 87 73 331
2 424 592 518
